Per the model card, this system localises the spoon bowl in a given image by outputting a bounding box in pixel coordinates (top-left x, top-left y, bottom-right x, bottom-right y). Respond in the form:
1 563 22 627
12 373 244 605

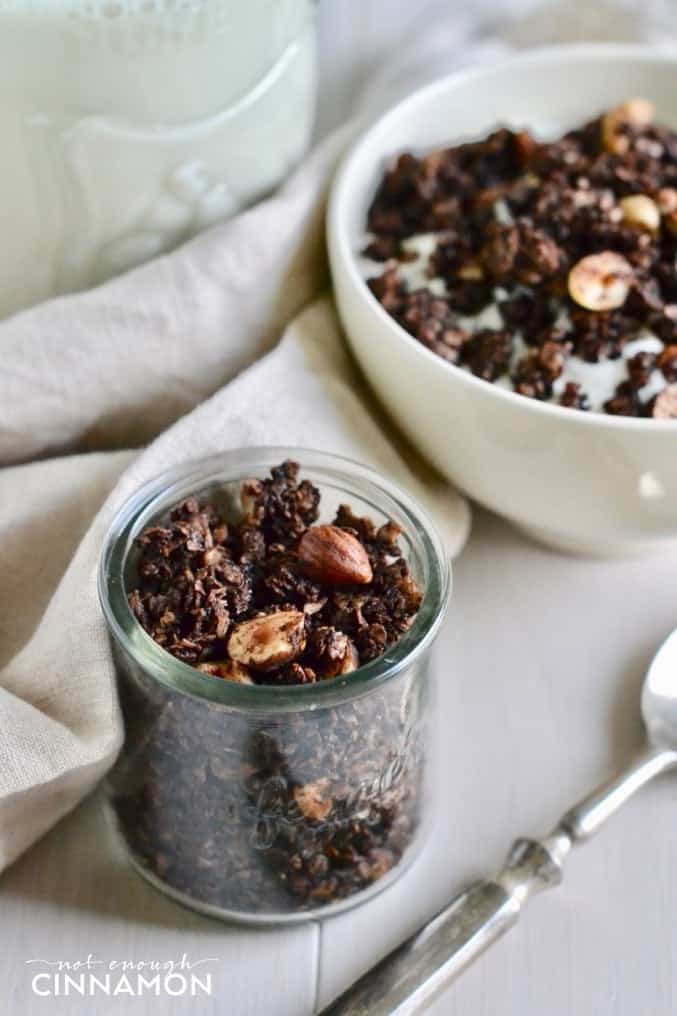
642 627 677 750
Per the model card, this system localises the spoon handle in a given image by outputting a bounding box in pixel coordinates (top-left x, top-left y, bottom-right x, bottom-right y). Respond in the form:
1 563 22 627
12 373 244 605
321 748 677 1016
320 834 570 1016
560 746 677 841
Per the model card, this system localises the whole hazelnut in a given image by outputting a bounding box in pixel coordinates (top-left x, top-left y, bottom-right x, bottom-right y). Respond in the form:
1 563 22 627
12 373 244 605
298 525 373 585
568 251 633 312
619 194 660 233
601 98 655 155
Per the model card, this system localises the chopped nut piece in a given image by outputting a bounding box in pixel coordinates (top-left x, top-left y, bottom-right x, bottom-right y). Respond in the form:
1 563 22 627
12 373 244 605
457 261 485 281
240 479 264 522
601 98 655 154
298 525 373 586
293 779 332 822
197 660 254 685
303 598 327 616
650 383 677 418
308 626 359 678
568 251 633 312
619 194 660 232
337 642 359 675
657 188 677 215
227 610 306 672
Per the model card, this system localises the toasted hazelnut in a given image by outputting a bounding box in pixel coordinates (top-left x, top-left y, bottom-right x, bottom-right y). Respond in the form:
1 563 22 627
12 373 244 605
240 478 264 521
322 633 359 678
197 660 254 684
457 261 485 281
620 97 655 123
651 384 677 419
567 251 633 311
336 640 359 676
619 194 660 232
203 545 228 568
293 779 332 821
656 188 677 215
601 98 654 154
227 610 306 671
298 525 373 585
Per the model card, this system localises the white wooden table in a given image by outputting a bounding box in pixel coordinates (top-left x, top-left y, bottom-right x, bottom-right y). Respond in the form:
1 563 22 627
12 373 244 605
5 6 677 1014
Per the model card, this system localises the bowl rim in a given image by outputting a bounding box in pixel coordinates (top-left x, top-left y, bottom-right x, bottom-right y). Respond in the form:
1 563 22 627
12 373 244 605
328 42 677 433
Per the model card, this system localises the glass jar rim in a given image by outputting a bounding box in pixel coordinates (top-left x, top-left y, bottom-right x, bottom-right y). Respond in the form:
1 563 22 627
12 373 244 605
98 446 451 713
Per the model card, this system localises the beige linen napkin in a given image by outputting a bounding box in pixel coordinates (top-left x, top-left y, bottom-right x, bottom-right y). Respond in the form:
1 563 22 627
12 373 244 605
0 14 496 871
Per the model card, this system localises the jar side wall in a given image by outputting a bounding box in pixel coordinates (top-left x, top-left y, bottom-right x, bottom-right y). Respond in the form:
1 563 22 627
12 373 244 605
106 632 434 921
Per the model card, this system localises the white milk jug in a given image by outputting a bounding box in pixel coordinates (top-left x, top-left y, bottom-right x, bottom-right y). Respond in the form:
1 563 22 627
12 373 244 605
0 0 317 318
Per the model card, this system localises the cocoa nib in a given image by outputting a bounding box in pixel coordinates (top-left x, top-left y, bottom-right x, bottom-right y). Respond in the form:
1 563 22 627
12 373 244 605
480 219 564 286
128 461 422 687
512 338 571 401
604 381 644 417
498 289 555 344
627 350 656 388
559 382 590 411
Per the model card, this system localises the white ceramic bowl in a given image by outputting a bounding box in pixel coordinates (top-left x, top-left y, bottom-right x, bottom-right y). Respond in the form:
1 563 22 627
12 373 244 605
328 45 677 555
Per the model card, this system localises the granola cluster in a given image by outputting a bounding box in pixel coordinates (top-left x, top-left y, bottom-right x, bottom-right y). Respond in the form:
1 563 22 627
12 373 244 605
128 461 422 686
365 100 677 417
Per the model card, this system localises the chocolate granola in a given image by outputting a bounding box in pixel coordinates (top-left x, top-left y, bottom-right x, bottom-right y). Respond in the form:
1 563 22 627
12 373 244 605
364 99 677 418
108 462 427 917
128 461 422 684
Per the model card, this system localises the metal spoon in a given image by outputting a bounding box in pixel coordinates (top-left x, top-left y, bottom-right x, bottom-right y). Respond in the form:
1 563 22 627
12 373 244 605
322 627 677 1016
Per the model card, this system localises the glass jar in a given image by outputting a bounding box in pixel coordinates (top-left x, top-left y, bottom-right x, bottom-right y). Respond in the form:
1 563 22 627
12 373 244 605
98 448 450 923
0 0 317 319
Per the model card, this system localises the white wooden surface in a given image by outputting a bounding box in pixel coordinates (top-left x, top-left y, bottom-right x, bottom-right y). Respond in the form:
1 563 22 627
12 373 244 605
5 5 677 1015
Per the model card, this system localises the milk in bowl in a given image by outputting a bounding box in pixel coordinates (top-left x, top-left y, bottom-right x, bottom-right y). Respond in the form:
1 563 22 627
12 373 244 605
0 0 317 318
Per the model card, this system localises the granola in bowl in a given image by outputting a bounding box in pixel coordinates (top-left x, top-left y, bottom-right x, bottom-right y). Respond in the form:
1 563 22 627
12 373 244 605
363 99 677 418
